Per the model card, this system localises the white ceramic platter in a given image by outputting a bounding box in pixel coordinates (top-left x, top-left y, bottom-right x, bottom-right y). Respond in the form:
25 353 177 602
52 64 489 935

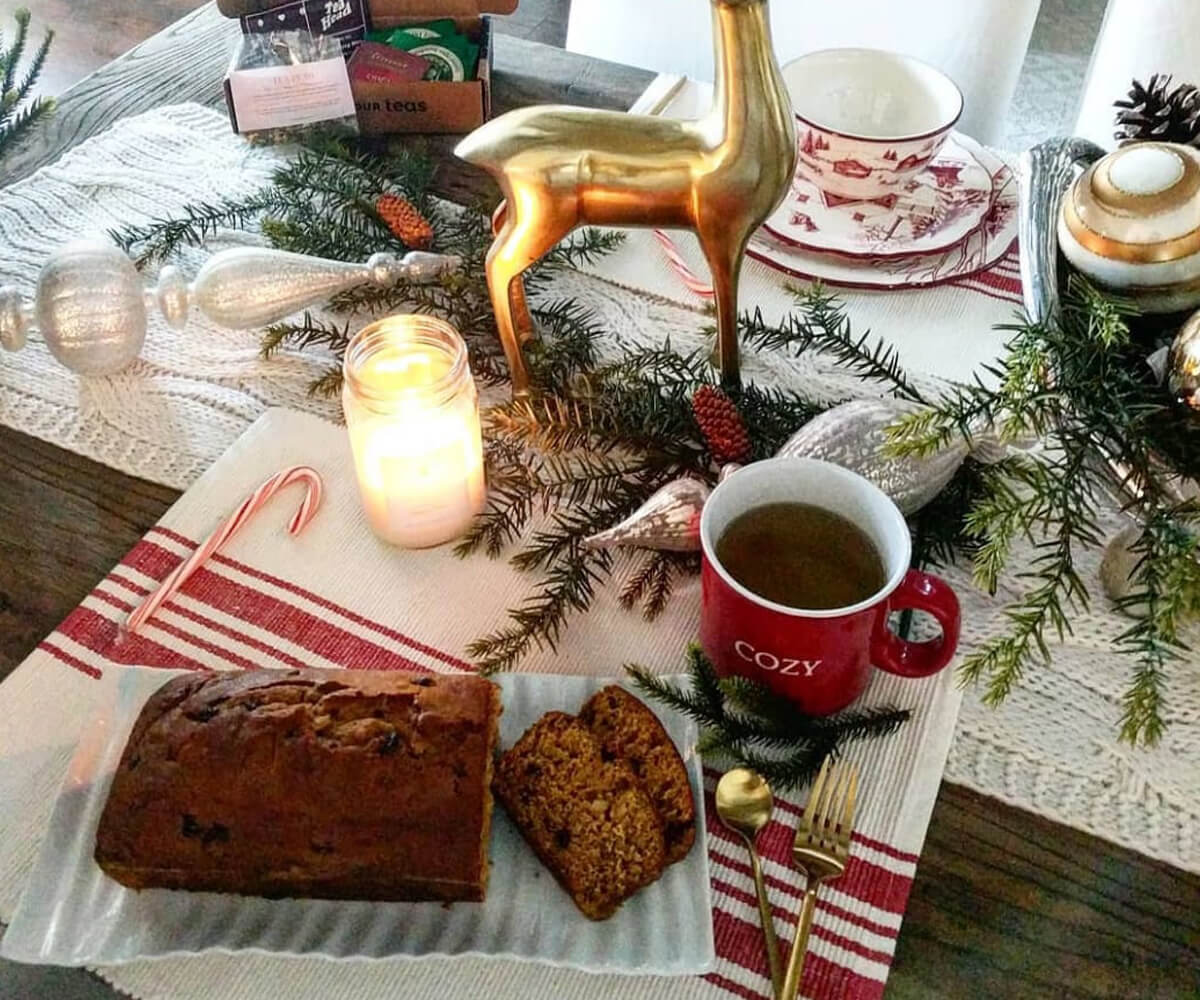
749 144 1019 290
0 667 714 974
765 132 994 259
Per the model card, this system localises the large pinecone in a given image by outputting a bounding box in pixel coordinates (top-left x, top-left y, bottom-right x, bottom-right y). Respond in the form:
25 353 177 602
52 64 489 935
692 386 751 464
377 194 434 250
1114 74 1200 147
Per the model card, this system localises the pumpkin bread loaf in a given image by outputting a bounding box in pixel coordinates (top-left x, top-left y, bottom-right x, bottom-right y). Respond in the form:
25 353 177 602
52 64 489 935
579 685 697 865
492 711 667 920
94 667 501 902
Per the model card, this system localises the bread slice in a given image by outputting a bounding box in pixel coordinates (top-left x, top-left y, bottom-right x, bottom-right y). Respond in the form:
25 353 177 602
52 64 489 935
493 712 667 920
579 685 697 865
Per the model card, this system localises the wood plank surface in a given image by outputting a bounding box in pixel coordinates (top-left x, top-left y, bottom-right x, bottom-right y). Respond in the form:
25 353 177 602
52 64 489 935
0 5 1198 1000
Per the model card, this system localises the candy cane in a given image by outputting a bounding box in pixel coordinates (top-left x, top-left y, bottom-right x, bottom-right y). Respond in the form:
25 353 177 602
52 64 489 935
653 229 715 300
124 465 324 637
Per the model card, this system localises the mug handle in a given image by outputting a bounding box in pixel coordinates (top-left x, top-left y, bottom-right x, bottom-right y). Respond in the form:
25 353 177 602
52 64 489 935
870 569 961 679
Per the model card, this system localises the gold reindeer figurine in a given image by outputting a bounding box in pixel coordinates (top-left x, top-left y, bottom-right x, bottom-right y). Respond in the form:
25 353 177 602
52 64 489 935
455 0 796 396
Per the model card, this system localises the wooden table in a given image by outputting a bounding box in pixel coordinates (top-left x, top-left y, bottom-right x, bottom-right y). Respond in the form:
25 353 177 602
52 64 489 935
2 6 1198 998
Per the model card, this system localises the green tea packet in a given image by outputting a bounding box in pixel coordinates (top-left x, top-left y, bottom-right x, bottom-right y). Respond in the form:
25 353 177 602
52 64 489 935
400 18 458 38
388 28 478 81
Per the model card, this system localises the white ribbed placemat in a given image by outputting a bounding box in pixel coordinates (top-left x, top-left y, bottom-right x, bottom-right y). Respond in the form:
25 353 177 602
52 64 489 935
0 408 958 1000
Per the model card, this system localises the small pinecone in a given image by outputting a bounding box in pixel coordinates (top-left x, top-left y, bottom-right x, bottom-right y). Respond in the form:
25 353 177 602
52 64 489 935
1114 74 1200 148
377 194 434 249
692 386 752 464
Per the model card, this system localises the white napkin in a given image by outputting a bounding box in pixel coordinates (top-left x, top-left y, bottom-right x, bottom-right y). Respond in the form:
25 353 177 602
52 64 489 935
565 0 1042 145
1074 0 1200 149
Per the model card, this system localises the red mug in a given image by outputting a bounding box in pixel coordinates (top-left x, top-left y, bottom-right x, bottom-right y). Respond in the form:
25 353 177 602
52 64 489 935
699 458 961 715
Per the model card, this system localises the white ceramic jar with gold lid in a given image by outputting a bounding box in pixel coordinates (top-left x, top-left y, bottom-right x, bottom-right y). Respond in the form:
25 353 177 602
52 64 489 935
1058 141 1200 312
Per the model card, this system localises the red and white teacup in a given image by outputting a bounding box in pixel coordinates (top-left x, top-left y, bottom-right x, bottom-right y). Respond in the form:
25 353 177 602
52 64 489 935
783 48 963 201
699 458 960 716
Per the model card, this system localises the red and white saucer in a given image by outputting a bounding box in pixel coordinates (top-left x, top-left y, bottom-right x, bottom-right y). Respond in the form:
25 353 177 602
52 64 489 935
748 137 1019 291
765 132 995 260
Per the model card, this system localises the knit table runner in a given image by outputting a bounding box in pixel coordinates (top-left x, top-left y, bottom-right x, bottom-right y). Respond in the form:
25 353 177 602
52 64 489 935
0 98 1195 939
1 407 958 999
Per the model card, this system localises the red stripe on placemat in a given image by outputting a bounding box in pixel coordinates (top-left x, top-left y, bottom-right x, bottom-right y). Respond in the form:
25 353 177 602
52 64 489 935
710 908 887 1000
758 828 915 915
710 876 894 965
957 262 1023 295
706 797 914 914
105 571 314 672
54 605 211 673
704 971 766 1000
148 527 473 672
88 589 262 672
709 844 902 940
852 832 921 865
38 640 103 679
950 281 1022 305
119 541 432 674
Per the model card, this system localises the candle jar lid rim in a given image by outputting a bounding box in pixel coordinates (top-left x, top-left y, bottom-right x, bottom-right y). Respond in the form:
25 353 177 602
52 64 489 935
343 315 471 409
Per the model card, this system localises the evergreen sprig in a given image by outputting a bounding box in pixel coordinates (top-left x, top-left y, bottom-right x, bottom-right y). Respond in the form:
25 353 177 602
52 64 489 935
626 647 910 790
741 284 928 405
886 276 1200 744
0 8 54 166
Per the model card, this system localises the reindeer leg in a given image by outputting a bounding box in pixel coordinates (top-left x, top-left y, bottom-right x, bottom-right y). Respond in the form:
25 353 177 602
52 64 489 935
488 191 579 397
491 202 534 344
486 208 533 398
699 226 749 389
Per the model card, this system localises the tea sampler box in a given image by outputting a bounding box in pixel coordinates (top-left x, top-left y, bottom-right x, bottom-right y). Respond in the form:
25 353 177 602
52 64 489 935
358 0 515 134
221 0 517 136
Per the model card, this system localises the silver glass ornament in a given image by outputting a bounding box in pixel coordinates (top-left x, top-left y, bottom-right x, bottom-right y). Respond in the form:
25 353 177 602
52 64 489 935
1100 525 1148 617
36 242 147 375
583 477 711 552
1167 309 1200 410
776 398 1006 516
0 286 30 352
0 243 463 376
184 248 461 330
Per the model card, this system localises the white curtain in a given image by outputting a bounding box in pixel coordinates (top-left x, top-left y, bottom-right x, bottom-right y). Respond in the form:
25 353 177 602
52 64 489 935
1074 0 1200 149
566 0 1043 146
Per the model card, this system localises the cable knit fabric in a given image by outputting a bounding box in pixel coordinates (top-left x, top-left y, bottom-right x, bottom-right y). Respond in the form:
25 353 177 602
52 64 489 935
0 103 1197 887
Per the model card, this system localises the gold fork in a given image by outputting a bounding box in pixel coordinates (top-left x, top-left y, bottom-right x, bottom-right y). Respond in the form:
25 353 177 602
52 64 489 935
781 757 859 1000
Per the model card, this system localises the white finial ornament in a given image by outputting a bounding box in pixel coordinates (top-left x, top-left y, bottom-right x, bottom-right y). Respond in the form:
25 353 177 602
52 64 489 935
0 242 462 375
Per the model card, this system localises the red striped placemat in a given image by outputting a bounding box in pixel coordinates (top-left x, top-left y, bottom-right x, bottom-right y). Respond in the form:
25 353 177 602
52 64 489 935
0 407 961 1000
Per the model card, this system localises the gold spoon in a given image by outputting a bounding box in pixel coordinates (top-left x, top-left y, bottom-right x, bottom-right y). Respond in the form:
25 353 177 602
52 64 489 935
716 768 783 998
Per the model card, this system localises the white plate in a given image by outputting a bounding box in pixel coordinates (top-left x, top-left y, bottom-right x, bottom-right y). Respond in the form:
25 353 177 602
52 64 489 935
749 146 1018 290
0 667 714 974
767 132 994 259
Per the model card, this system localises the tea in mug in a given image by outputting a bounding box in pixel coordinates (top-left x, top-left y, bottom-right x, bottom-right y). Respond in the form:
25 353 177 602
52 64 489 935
714 501 886 610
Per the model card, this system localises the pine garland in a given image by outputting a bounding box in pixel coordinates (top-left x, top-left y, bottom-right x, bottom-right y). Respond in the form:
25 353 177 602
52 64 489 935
0 8 55 166
886 276 1200 745
627 647 910 790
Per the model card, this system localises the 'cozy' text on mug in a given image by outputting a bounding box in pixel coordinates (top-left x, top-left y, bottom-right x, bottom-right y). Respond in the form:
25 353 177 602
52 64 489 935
733 640 822 676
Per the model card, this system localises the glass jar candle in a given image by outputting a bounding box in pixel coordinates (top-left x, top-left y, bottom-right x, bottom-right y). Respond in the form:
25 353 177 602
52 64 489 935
342 315 486 548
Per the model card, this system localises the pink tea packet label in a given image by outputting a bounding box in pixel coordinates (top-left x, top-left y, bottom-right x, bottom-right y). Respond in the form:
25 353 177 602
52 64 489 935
228 56 357 133
348 42 430 85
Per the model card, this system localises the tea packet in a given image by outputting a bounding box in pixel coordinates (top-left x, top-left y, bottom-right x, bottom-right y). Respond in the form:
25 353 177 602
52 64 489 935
226 30 359 144
387 28 479 81
239 0 368 58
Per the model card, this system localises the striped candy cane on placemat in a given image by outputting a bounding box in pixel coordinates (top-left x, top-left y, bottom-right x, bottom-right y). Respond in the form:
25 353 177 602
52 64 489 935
123 465 325 637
